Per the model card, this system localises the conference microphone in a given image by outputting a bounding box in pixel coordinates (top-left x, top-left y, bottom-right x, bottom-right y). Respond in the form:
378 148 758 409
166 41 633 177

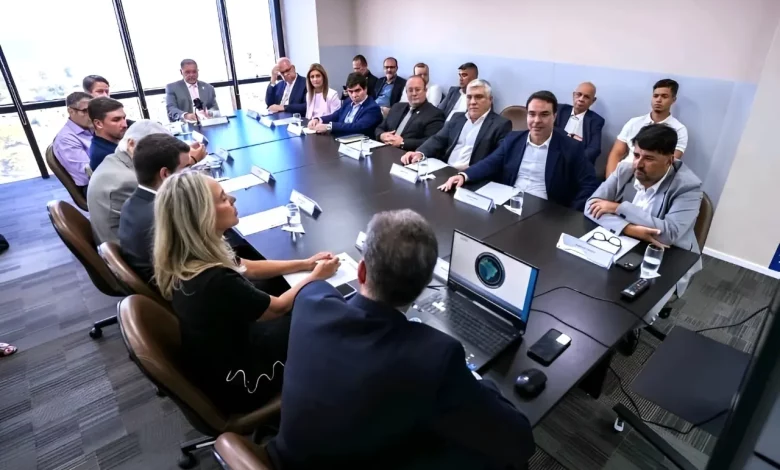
193 98 204 111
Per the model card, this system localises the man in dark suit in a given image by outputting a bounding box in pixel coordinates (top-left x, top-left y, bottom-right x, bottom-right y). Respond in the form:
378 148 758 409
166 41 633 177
374 57 407 116
349 54 378 99
440 91 599 210
165 59 220 122
265 57 307 115
439 62 479 121
554 82 605 164
375 76 444 151
267 209 535 470
402 79 511 169
308 72 383 138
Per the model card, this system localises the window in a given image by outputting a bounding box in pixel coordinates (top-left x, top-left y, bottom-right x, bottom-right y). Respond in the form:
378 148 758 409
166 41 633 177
227 0 277 79
238 82 270 113
124 0 228 88
0 0 133 103
0 113 38 184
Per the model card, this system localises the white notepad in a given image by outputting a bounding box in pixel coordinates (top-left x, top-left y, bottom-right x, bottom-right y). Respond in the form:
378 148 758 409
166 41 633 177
282 253 359 287
235 206 288 236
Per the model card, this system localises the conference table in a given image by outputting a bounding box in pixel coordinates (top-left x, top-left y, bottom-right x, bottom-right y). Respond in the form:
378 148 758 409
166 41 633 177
191 112 700 429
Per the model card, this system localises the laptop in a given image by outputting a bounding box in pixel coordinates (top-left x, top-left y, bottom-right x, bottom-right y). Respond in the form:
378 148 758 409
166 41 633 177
409 230 539 371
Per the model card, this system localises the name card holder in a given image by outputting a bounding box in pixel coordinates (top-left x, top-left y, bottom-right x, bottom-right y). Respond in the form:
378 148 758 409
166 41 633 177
339 143 364 160
556 233 614 269
213 148 231 162
246 109 260 120
260 116 275 127
453 187 494 212
389 163 419 184
290 189 322 216
251 166 274 183
191 131 208 145
355 231 367 251
200 116 229 127
287 123 303 136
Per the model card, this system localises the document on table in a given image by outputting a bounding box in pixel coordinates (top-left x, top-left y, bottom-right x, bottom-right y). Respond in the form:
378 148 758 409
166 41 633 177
475 182 520 206
282 252 359 288
220 174 265 193
235 206 288 236
579 226 639 260
273 117 299 126
302 127 317 134
404 159 450 173
345 139 385 150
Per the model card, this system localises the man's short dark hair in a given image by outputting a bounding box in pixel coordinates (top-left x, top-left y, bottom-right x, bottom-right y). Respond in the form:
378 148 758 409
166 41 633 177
526 90 558 114
345 72 368 90
458 62 479 76
632 124 677 156
180 59 197 69
133 134 190 186
88 97 124 122
653 78 679 97
82 75 109 93
352 54 368 66
383 57 398 66
66 91 92 108
364 210 438 307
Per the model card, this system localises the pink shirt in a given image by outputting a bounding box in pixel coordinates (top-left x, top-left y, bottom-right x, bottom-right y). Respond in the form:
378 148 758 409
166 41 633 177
306 88 341 119
187 82 200 101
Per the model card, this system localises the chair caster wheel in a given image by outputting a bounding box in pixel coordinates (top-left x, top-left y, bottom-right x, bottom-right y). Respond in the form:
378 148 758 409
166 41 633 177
613 418 625 433
89 327 102 339
659 307 672 319
178 452 197 469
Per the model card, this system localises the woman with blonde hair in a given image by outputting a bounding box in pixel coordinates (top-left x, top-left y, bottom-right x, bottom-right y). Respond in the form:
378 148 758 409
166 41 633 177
153 171 339 412
305 63 341 119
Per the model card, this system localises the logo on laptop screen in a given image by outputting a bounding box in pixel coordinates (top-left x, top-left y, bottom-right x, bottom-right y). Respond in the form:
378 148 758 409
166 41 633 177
475 253 505 289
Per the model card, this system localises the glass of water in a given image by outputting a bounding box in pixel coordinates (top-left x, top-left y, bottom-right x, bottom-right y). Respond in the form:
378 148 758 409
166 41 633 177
417 155 429 179
285 203 302 230
293 113 301 124
509 190 524 214
641 245 664 278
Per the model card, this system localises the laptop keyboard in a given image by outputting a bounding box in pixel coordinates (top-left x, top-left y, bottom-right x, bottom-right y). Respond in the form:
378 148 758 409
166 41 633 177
417 293 518 357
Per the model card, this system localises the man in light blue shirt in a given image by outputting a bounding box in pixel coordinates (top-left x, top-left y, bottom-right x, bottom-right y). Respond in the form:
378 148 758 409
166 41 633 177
374 57 406 116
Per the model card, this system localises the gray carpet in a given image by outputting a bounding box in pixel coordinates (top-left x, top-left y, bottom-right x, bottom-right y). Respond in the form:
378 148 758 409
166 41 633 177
0 177 776 470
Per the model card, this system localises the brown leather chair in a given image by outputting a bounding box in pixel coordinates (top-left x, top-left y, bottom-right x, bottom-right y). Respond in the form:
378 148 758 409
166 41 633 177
214 433 273 470
47 200 124 338
118 295 282 469
694 192 714 250
46 144 89 212
499 105 528 131
98 242 170 309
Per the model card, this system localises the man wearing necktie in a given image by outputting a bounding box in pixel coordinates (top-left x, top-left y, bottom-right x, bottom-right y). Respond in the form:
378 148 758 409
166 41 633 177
165 59 220 122
374 76 445 151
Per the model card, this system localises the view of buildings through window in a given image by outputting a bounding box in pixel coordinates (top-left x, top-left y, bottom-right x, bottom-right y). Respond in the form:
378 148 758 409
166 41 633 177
0 0 277 185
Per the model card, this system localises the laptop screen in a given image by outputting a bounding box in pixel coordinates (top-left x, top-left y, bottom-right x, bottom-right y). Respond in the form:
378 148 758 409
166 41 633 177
449 231 538 324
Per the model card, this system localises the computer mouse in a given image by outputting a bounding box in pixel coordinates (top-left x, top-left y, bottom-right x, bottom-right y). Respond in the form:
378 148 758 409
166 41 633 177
515 368 547 398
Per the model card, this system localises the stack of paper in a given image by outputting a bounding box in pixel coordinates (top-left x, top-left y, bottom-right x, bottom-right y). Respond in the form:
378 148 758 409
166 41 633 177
282 253 359 287
220 174 265 193
235 206 288 236
475 182 519 206
405 159 450 173
345 139 385 151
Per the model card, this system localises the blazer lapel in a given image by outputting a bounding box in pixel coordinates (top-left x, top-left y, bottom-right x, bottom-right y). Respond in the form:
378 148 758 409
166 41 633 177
582 110 591 143
544 133 562 191
473 112 494 148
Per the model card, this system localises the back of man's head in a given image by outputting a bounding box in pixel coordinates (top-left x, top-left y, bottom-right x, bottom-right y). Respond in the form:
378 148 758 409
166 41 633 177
363 210 438 307
632 124 677 156
88 97 123 122
653 78 679 97
117 120 170 154
133 133 190 187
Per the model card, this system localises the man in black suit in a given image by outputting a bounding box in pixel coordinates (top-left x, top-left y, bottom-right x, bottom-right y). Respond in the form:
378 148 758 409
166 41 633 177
267 209 535 470
349 54 378 99
554 82 605 164
374 57 406 116
375 76 445 151
402 79 511 170
439 62 479 121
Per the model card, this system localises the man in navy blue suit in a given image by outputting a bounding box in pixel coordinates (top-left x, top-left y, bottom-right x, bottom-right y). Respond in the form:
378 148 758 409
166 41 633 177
268 209 535 470
439 91 600 210
265 57 307 115
554 82 605 165
308 72 383 137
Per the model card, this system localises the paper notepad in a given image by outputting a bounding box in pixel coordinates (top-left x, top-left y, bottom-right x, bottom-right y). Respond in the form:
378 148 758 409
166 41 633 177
580 226 640 261
282 253 359 288
235 206 288 236
345 139 385 151
476 182 520 206
220 174 264 193
405 159 449 173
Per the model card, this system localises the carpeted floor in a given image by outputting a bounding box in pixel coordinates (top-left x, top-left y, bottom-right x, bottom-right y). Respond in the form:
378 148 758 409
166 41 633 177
0 177 777 470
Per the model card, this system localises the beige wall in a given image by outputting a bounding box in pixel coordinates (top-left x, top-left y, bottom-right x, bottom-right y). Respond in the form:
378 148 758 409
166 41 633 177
281 0 321 68
706 19 780 273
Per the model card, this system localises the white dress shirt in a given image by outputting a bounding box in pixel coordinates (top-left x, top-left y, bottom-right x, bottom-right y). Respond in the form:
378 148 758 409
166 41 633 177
444 111 489 168
138 185 158 195
563 110 587 138
400 84 443 107
344 96 367 124
514 134 552 200
446 90 468 121
618 113 688 162
631 166 671 212
281 76 298 106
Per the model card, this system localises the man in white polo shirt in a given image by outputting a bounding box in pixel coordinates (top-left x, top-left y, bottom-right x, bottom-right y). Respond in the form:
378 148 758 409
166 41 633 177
605 79 687 177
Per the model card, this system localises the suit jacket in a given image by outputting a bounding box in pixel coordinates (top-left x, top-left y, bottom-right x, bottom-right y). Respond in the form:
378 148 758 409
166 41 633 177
554 104 605 164
165 80 220 122
118 187 156 285
585 160 703 294
374 101 445 151
86 149 138 245
418 111 512 167
438 86 463 118
264 74 307 114
465 129 599 210
320 96 383 137
373 76 407 107
267 282 535 470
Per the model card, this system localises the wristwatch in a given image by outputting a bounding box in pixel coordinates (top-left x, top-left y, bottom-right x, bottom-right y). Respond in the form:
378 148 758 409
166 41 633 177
327 122 333 131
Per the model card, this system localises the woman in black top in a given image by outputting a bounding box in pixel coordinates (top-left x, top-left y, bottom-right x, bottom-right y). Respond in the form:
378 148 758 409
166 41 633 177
153 172 340 413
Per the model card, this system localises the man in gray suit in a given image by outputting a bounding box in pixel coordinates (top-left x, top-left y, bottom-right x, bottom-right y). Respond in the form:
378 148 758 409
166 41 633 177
586 123 702 324
401 79 510 170
165 59 220 122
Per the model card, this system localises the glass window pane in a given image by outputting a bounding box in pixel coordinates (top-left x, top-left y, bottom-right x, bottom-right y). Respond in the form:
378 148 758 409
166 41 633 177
227 0 277 78
1 77 12 106
0 114 39 184
239 82 270 112
0 0 133 102
124 0 228 88
146 87 235 123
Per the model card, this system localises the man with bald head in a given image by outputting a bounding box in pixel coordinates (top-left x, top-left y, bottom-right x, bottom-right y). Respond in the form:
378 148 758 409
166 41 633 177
554 82 605 164
266 57 306 114
375 75 444 150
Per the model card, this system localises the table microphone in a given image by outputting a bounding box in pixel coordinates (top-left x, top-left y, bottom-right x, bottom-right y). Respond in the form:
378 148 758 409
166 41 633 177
193 98 204 124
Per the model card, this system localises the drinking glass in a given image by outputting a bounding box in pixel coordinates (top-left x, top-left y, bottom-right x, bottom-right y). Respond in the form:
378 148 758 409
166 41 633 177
293 113 302 124
285 203 302 230
360 136 370 155
510 191 524 214
417 155 429 178
641 245 664 278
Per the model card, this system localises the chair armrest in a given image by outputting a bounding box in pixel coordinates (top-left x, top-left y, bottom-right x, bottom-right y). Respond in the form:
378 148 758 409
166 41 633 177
214 432 272 470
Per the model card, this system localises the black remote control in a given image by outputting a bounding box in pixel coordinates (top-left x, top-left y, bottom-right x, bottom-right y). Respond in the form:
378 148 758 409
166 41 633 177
621 278 651 300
